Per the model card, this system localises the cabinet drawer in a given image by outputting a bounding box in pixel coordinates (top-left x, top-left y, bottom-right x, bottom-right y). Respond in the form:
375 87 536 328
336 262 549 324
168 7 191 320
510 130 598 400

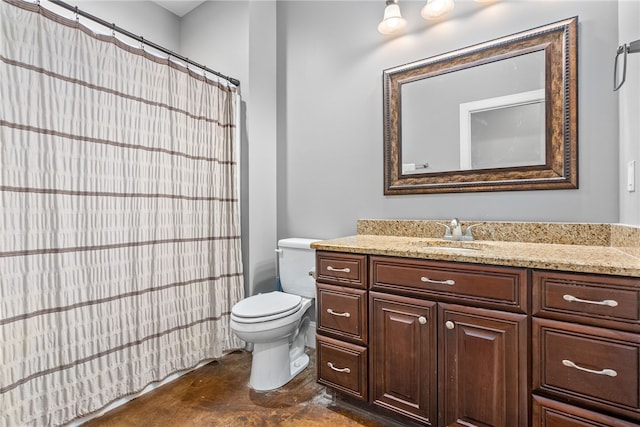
533 318 640 421
317 283 367 344
316 335 368 401
533 395 639 427
533 270 640 332
316 252 367 289
370 256 527 312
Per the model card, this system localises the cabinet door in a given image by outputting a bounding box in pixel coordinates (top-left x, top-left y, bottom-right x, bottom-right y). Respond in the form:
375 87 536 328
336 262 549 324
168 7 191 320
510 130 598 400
370 292 437 426
439 303 528 427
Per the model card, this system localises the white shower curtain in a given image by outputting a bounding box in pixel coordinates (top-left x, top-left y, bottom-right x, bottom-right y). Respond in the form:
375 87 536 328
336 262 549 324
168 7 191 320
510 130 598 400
0 1 244 425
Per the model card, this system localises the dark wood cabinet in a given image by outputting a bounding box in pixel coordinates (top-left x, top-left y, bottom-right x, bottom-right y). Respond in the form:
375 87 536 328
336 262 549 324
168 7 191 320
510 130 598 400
370 291 437 425
316 252 369 401
316 251 640 427
439 303 528 427
532 270 640 426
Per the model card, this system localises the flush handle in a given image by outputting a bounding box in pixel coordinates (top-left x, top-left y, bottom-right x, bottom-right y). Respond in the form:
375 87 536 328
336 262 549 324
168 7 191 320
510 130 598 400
327 362 351 374
562 359 617 377
327 308 351 318
563 294 618 307
421 277 455 286
327 266 350 273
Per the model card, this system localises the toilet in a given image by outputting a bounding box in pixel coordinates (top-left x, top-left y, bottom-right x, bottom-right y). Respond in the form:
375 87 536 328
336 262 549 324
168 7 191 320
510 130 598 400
230 237 320 391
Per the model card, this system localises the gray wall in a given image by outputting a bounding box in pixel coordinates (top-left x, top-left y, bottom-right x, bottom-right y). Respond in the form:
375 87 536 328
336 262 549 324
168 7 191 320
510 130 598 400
180 2 280 297
618 0 640 226
277 1 621 241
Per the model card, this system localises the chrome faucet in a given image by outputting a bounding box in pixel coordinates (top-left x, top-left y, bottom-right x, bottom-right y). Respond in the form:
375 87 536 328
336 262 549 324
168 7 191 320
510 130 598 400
450 218 463 241
437 219 481 241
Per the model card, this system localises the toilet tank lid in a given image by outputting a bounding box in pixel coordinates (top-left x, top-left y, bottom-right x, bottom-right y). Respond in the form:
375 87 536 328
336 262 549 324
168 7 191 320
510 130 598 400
277 238 321 249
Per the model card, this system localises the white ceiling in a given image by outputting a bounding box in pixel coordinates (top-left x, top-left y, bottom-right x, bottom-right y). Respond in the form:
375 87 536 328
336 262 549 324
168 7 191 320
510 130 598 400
153 1 205 17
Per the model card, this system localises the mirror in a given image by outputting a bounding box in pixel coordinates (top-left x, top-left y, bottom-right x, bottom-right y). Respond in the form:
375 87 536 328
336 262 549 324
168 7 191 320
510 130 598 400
383 17 577 194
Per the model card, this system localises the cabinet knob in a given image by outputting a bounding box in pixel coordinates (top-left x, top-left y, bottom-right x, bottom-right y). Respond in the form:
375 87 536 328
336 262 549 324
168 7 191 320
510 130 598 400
418 316 427 325
445 320 455 330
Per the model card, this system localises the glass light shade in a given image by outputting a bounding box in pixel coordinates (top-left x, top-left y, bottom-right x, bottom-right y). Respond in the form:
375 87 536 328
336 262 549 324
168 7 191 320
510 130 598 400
421 0 455 20
377 3 407 35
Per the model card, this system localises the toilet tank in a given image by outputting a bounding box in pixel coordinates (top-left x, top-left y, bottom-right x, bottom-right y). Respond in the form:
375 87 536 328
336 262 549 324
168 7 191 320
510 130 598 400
278 238 320 299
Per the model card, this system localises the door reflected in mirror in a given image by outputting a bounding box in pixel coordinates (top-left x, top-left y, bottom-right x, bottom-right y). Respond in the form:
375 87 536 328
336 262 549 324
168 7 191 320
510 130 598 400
383 17 577 194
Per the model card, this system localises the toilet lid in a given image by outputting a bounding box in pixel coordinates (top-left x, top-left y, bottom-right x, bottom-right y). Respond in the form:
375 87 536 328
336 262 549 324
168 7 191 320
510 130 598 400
232 292 302 321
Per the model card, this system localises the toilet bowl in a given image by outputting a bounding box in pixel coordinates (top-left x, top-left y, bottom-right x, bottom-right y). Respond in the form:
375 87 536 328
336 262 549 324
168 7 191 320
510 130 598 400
230 238 319 391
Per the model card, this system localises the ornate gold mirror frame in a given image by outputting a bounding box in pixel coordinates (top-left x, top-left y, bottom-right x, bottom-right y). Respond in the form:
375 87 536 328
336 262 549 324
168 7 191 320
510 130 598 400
383 17 578 195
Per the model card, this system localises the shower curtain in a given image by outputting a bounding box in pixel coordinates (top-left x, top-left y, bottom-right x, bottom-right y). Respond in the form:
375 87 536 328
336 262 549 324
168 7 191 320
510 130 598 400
0 1 244 425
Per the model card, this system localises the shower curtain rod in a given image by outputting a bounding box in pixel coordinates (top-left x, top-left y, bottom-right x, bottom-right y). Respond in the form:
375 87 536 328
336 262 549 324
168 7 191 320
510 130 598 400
47 0 240 87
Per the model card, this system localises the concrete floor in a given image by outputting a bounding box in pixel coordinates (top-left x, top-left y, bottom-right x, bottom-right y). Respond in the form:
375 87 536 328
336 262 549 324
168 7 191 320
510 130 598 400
82 349 401 426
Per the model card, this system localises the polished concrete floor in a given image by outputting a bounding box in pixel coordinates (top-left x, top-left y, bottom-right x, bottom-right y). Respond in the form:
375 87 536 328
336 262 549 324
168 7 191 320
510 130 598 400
83 349 402 426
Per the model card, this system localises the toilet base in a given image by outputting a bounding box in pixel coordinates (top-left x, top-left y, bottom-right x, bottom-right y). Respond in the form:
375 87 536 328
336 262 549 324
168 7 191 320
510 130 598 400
248 317 310 391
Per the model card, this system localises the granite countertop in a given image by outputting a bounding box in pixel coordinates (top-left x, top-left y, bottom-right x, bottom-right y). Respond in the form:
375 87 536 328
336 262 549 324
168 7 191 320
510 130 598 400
311 220 640 278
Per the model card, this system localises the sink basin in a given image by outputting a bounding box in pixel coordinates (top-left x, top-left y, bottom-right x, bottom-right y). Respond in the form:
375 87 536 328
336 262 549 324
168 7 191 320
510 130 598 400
412 240 488 253
425 246 481 253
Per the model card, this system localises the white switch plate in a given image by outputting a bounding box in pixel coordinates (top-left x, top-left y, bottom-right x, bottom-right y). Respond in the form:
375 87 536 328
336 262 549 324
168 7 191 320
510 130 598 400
628 160 636 192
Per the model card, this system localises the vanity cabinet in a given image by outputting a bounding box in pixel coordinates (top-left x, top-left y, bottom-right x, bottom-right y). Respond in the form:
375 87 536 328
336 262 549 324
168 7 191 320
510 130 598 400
532 270 640 426
316 251 640 427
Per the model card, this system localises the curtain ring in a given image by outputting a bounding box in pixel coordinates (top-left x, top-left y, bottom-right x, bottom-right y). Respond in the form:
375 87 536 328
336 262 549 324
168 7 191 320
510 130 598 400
74 6 79 22
111 23 116 37
140 36 145 50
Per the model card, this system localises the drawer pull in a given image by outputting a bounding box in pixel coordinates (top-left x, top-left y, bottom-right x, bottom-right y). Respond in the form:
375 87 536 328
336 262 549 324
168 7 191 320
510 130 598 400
421 277 455 286
562 359 618 377
327 362 351 374
327 266 351 273
327 308 351 318
563 294 619 307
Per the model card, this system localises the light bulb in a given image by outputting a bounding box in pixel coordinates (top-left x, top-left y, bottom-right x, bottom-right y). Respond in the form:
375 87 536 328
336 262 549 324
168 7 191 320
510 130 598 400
421 0 455 20
378 1 407 35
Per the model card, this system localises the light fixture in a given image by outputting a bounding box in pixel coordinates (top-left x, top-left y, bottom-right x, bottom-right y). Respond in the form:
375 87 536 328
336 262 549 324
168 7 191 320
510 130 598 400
421 0 455 20
377 0 407 35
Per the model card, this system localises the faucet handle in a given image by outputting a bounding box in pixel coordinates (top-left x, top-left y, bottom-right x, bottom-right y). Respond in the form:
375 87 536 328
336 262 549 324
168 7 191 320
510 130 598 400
462 223 481 241
436 222 452 240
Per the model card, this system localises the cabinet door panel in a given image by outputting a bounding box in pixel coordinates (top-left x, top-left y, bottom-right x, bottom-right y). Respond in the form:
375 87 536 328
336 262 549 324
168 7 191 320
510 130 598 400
440 303 528 427
370 292 437 426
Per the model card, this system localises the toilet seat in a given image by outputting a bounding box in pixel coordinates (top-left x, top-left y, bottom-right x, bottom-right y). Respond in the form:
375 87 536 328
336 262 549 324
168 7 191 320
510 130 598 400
231 292 303 324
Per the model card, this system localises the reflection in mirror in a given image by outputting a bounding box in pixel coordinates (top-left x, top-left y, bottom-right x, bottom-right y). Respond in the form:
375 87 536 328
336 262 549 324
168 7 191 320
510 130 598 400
383 17 577 194
461 89 545 170
402 51 545 174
